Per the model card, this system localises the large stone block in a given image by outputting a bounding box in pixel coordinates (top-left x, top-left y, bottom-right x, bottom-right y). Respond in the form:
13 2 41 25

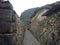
0 1 13 9
0 9 13 18
0 22 16 34
0 9 15 22
0 34 16 45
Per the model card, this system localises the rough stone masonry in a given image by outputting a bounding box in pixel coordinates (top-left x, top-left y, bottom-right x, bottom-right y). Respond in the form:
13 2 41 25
0 0 25 45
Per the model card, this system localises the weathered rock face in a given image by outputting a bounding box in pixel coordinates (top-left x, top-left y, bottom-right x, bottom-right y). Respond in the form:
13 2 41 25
30 2 60 45
21 2 60 45
20 7 40 29
0 1 25 45
20 1 60 45
15 15 25 45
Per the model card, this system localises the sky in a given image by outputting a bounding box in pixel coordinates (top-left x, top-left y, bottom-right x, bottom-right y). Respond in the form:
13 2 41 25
9 0 60 16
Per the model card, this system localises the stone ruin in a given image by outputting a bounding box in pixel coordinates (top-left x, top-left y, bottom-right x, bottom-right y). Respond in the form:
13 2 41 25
0 0 60 45
0 0 25 45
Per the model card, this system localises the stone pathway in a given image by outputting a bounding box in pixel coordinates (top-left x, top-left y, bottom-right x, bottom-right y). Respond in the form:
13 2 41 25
23 30 40 45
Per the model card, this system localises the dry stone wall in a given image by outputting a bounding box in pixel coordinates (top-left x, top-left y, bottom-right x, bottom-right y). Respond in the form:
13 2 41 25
0 1 25 45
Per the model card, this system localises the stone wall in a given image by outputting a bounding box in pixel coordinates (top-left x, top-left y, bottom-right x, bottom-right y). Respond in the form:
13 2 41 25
30 9 60 45
0 1 25 45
